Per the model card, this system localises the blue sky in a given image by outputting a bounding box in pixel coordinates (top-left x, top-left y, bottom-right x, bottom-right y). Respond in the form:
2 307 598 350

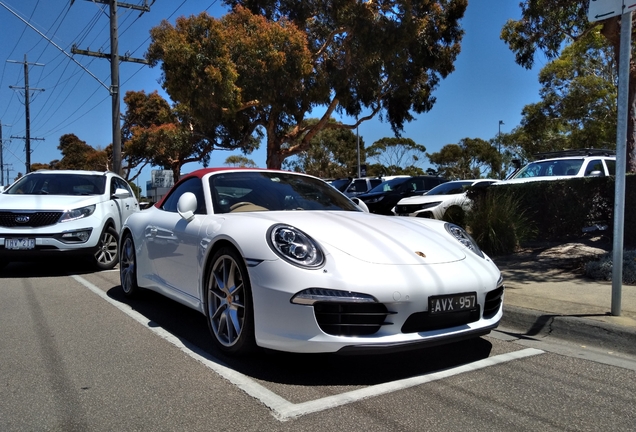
0 1 545 192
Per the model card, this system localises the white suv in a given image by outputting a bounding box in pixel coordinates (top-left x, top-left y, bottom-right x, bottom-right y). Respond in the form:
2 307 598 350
504 149 616 184
0 170 139 270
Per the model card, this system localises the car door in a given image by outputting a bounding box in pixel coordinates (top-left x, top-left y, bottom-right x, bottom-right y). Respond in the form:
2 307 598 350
110 177 139 229
149 177 206 300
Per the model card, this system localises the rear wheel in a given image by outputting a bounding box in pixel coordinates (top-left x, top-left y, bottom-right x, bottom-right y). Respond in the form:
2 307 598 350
94 226 119 270
205 246 255 355
120 234 139 297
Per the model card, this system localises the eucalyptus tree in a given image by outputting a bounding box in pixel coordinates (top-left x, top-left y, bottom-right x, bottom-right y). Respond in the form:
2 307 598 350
147 1 468 169
502 0 633 171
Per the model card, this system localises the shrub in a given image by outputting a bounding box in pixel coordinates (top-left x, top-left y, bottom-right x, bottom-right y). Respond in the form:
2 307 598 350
584 250 636 284
465 189 536 256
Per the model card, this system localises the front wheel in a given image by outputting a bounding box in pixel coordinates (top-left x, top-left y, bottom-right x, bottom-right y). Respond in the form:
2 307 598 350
120 234 140 297
205 247 256 355
94 226 119 270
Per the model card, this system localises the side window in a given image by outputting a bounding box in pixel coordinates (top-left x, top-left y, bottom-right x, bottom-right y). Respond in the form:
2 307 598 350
349 179 366 193
584 159 605 176
161 177 206 214
369 179 382 189
112 177 132 195
605 160 616 176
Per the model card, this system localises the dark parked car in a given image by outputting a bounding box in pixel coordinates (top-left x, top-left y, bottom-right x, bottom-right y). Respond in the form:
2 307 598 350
328 177 384 196
356 176 448 215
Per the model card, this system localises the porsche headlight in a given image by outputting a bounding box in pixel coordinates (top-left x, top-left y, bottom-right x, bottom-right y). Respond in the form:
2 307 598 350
445 223 484 258
268 224 324 268
59 204 96 223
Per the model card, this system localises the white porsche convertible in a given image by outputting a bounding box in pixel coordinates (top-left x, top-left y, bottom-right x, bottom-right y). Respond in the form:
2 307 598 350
120 168 504 355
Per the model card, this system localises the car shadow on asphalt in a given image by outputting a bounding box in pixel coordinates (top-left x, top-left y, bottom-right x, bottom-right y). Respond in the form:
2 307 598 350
107 285 494 386
0 258 100 278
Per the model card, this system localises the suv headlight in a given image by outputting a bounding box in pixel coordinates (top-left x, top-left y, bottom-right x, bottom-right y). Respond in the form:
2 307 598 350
267 224 325 268
59 204 96 223
365 196 384 203
444 223 484 258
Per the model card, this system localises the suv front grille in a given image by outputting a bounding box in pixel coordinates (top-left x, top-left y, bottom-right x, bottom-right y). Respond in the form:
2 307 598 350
313 302 392 336
0 211 63 228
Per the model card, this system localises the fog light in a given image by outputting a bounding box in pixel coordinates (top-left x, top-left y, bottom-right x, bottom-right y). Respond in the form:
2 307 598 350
60 229 92 243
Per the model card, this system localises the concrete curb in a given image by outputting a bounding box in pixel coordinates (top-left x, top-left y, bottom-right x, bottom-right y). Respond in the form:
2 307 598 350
499 305 636 357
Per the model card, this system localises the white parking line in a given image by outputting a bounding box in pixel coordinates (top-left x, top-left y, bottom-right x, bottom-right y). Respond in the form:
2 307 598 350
73 275 545 422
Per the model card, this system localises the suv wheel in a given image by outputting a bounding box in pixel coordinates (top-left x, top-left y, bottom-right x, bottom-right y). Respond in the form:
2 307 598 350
94 226 119 270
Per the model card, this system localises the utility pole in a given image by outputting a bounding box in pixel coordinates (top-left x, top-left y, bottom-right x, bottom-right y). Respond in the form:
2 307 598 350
0 122 5 185
8 54 45 173
71 0 151 176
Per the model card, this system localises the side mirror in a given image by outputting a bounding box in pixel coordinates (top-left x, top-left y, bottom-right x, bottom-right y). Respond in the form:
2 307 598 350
588 170 603 177
113 187 131 199
351 197 369 213
177 192 197 222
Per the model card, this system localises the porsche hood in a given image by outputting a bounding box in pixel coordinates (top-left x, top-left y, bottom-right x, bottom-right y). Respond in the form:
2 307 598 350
246 211 467 265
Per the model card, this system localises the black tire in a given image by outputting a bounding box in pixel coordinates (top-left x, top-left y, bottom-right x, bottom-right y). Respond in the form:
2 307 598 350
119 234 140 297
94 226 119 270
205 246 256 355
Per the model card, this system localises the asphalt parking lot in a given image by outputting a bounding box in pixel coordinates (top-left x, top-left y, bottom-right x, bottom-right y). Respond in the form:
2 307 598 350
1 260 635 430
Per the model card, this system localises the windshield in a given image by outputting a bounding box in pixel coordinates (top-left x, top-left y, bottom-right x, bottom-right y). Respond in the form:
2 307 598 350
5 173 107 195
367 177 409 194
512 159 584 178
425 181 474 195
210 171 361 213
328 178 350 192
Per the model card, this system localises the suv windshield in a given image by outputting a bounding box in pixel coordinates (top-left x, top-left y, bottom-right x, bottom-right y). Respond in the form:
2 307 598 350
367 177 409 193
329 178 350 192
5 173 106 195
426 181 474 195
512 159 584 178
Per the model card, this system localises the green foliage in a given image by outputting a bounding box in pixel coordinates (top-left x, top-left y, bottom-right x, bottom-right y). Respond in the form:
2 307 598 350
427 138 500 180
500 0 636 172
471 175 636 250
282 118 363 178
55 134 109 171
225 155 257 167
122 90 244 182
493 178 614 241
512 30 617 157
148 2 468 168
585 250 636 284
366 137 427 175
465 188 536 256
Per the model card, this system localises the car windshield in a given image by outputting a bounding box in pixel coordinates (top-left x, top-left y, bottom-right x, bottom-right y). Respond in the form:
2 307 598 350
210 171 361 213
512 159 584 178
367 177 409 194
329 178 350 192
4 173 106 195
425 181 474 195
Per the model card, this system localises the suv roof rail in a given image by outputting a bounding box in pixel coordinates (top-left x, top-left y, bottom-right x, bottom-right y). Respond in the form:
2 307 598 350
533 148 616 160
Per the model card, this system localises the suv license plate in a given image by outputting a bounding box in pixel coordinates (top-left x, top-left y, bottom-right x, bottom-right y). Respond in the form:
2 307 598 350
5 238 35 250
429 293 477 314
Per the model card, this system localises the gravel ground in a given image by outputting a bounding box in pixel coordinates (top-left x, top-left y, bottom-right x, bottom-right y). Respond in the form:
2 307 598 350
492 235 636 285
